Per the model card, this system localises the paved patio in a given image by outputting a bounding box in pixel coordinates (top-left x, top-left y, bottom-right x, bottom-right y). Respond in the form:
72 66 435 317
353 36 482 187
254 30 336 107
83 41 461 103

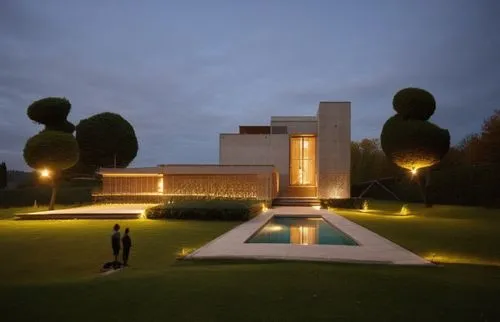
16 204 156 220
188 207 431 265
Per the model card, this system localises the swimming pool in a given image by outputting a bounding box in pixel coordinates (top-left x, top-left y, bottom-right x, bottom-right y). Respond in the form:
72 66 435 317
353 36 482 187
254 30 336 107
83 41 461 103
246 215 358 246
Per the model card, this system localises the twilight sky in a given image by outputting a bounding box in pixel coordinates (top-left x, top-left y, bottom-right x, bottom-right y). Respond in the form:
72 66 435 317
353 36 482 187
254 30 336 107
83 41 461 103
1 0 499 170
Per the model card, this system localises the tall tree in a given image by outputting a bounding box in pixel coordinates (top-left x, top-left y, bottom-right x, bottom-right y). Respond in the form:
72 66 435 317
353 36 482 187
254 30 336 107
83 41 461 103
478 109 500 163
351 138 403 183
457 133 482 165
24 97 79 210
0 162 7 189
380 87 450 207
74 112 138 173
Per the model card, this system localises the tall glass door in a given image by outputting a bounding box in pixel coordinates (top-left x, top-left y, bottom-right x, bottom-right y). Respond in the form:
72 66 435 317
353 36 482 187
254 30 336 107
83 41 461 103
290 136 316 186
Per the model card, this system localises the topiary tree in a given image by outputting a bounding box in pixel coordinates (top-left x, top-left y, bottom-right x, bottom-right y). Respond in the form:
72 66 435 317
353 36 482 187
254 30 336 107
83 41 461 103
24 97 79 210
24 131 79 210
74 112 138 173
381 88 450 207
0 162 7 189
27 97 75 133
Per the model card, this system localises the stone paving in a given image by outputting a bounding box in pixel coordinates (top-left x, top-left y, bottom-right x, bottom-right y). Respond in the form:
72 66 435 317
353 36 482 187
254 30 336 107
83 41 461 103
188 207 431 265
16 204 155 220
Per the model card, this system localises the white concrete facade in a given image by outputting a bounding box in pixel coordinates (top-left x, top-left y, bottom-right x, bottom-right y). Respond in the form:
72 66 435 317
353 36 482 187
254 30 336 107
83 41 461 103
220 102 351 199
97 101 351 201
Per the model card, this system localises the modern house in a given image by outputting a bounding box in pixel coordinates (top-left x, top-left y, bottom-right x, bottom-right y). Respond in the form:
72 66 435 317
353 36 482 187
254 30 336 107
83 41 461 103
94 101 350 205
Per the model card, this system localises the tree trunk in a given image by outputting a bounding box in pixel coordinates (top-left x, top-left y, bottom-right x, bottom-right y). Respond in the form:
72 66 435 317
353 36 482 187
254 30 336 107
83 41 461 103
416 173 426 205
419 169 433 208
49 184 58 211
48 174 60 211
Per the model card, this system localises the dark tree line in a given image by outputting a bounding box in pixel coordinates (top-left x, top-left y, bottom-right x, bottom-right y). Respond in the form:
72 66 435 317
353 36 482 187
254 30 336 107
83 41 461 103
353 107 500 207
0 162 7 189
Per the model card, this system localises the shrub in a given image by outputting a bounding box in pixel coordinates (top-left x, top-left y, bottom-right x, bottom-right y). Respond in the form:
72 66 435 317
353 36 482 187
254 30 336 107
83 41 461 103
145 199 263 220
0 187 92 207
320 198 366 210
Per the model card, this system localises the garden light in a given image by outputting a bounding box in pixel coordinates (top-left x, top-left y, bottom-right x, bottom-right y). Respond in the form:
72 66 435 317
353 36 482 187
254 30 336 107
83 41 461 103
40 168 51 178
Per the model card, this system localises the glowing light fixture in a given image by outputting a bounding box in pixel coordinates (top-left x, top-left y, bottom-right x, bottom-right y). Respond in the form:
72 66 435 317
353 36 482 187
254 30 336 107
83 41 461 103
362 200 369 212
410 168 418 176
400 204 410 216
40 168 51 178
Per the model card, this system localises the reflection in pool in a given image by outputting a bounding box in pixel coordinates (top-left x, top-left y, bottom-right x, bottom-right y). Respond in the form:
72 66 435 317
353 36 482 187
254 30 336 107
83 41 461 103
246 216 358 245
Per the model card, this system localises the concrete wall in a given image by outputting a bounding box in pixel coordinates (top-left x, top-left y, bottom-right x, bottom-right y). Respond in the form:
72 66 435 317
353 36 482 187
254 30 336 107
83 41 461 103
271 116 317 135
219 133 289 192
316 102 351 199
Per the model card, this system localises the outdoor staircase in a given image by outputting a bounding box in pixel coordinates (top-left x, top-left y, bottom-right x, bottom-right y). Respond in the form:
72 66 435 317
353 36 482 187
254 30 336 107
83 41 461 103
272 197 321 207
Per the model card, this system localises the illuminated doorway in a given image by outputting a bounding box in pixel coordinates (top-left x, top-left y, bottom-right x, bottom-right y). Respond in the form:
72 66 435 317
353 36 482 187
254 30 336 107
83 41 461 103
290 136 316 186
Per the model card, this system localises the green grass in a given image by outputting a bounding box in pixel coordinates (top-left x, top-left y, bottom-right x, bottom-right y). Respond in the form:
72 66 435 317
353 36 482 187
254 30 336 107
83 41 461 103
334 200 500 266
1 204 500 322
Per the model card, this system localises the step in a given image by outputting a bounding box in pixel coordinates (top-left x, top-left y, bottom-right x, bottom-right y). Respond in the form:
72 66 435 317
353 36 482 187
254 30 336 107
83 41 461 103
272 198 321 207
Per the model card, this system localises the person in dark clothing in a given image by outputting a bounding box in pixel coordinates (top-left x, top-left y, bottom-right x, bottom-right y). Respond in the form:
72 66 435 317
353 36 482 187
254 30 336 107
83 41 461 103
111 224 121 262
122 228 132 266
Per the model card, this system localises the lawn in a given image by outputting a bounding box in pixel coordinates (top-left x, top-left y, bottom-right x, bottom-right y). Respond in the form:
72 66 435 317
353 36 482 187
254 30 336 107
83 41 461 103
334 200 500 266
1 204 500 322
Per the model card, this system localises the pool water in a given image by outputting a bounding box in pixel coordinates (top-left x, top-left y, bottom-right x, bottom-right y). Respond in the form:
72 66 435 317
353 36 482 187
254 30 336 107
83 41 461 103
246 216 358 246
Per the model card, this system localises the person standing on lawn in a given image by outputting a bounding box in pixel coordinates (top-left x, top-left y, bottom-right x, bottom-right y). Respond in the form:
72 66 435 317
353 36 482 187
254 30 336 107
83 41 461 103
122 228 132 266
111 224 121 263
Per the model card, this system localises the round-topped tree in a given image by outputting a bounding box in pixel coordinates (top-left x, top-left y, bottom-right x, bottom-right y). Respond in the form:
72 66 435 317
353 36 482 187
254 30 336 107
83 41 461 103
75 112 138 172
392 87 436 121
381 114 450 171
380 87 450 206
27 97 73 131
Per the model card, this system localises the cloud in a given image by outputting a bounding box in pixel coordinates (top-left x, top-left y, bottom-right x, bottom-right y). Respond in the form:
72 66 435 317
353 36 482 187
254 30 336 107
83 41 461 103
0 0 499 170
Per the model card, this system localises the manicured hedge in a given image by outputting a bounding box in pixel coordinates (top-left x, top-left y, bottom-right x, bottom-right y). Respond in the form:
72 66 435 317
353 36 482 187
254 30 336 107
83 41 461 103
320 198 366 210
145 199 264 221
0 187 93 207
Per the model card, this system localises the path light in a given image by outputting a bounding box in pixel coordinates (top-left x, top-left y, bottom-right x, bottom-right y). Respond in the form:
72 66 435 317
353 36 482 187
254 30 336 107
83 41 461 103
39 168 51 179
400 204 410 216
361 200 369 212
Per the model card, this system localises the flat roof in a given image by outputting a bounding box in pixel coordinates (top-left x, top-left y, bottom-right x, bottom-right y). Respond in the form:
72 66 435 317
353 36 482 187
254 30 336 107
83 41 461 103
271 116 316 122
99 167 161 175
99 164 276 176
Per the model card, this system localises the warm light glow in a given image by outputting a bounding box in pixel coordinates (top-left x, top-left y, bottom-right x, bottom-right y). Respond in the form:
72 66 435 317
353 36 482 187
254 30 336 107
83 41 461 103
361 200 369 212
261 203 269 212
311 205 321 210
290 224 318 245
290 136 316 186
39 168 51 178
263 224 283 232
410 168 418 176
157 177 164 193
400 204 410 216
